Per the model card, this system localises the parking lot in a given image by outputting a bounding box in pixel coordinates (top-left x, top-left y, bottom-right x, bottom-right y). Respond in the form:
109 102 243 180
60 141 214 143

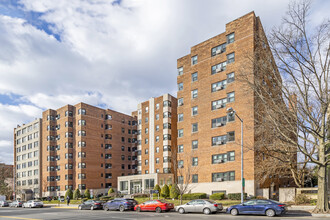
0 207 327 220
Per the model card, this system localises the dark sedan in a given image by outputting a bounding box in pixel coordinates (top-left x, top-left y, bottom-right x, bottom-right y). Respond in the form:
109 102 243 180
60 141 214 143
227 199 287 217
103 198 138 212
78 200 104 210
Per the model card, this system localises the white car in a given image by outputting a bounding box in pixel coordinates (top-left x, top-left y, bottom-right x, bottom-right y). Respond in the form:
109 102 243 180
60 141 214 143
23 200 43 208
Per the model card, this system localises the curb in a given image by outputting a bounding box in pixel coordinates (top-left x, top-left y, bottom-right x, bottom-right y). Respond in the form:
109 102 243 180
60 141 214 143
312 213 330 218
52 206 78 209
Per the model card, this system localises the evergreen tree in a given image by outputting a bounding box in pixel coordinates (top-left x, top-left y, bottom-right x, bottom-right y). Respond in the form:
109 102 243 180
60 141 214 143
65 189 73 199
170 184 179 199
84 188 91 199
108 188 114 196
161 184 169 198
73 189 81 200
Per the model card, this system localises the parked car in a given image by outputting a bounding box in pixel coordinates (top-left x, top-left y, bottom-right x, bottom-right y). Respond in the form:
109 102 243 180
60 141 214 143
10 200 24 208
22 200 43 208
78 200 104 210
227 199 287 217
103 198 138 211
134 199 174 213
0 201 9 207
176 199 223 215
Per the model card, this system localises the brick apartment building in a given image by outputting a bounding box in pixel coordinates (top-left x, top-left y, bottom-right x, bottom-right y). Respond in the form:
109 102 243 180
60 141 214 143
118 94 177 194
176 12 281 196
41 103 138 197
13 119 42 200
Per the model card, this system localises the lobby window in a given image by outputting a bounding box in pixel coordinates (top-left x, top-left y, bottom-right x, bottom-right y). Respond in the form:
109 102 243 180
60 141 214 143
192 157 198 166
192 174 198 183
191 89 198 99
211 43 226 56
191 55 198 65
227 32 235 44
78 108 86 115
227 72 235 83
211 61 227 74
191 72 198 82
192 106 198 116
211 80 227 92
227 52 235 64
178 67 183 76
178 145 184 153
192 123 198 133
178 98 184 106
178 113 183 122
192 140 198 149
178 82 183 91
227 92 235 102
178 129 183 138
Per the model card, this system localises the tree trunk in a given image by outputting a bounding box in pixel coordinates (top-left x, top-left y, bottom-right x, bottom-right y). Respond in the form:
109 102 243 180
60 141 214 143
314 165 329 213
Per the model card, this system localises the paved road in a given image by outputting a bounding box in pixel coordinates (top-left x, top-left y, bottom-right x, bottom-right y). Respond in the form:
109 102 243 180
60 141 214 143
0 207 327 220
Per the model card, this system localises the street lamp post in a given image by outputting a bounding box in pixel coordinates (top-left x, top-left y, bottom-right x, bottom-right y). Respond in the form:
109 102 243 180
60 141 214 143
227 107 244 204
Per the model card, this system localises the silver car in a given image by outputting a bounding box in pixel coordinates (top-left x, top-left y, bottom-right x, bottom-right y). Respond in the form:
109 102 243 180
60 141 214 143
23 200 43 208
175 199 223 215
10 200 24 208
0 201 9 207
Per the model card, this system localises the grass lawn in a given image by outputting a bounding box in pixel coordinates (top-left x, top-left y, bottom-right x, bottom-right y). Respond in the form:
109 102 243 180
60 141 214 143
43 200 83 205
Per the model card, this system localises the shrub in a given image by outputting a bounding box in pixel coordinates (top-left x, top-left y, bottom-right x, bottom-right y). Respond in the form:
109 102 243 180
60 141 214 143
100 196 113 201
84 189 91 199
170 184 179 199
73 189 81 200
161 184 170 198
153 184 161 197
209 193 225 200
182 193 207 200
228 193 247 200
132 193 149 198
65 189 73 199
295 194 310 205
108 188 115 195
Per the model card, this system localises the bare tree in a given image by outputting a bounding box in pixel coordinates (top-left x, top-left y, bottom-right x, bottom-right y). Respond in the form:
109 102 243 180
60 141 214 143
240 0 329 212
0 164 13 199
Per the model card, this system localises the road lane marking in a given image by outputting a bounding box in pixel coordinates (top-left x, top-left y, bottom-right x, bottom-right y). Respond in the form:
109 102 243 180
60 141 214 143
0 216 41 220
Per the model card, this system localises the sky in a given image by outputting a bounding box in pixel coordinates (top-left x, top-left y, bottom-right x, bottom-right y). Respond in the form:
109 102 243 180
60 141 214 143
0 0 329 164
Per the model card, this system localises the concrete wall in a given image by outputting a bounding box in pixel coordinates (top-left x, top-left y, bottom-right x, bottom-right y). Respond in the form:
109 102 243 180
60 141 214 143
279 187 295 203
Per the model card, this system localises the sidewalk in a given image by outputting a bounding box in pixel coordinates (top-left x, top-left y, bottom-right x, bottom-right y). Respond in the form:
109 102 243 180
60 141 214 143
44 204 78 209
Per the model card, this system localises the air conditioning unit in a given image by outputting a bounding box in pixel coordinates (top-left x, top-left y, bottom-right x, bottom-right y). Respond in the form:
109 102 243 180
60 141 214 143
220 67 225 71
55 168 59 171
221 47 226 53
108 176 112 179
216 122 224 127
216 178 224 182
216 49 222 55
178 102 184 106
214 159 224 164
216 104 224 109
216 141 225 145
178 165 184 168
216 67 221 72
215 85 224 91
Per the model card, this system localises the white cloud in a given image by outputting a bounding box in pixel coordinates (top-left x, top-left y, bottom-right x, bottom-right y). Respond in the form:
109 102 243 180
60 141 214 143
0 0 327 165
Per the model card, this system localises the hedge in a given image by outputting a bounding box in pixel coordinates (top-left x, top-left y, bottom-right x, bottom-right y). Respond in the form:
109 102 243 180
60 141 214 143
182 193 207 200
228 193 247 200
209 193 225 200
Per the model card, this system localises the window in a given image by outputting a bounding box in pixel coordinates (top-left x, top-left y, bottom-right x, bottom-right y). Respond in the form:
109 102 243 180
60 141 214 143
106 114 112 120
212 151 235 164
65 121 73 127
156 136 159 142
145 149 148 154
211 61 227 74
163 123 171 129
227 32 235 44
227 53 235 64
156 103 160 110
105 134 112 140
78 108 86 115
178 67 183 76
78 130 86 136
156 169 159 173
155 114 159 120
212 134 227 146
192 174 198 183
178 82 183 91
65 132 73 138
78 120 86 126
212 171 235 182
192 123 198 133
227 72 235 83
211 97 227 110
145 138 148 144
156 158 160 164
227 131 235 142
192 157 198 166
78 184 86 190
156 147 159 153
178 98 184 106
191 72 198 82
121 155 125 160
178 129 183 138
163 156 171 163
145 160 148 165
211 116 227 128
163 112 171 118
191 55 198 65
178 176 184 184
155 125 159 131
105 154 112 159
121 146 125 151
227 112 235 122
145 117 148 123
191 89 198 99
178 145 183 153
227 92 235 102
178 113 183 122
211 43 226 56
163 145 171 151
192 140 198 149
163 134 171 140
178 160 184 168
192 106 198 116
78 152 86 158
163 100 171 107
78 163 86 168
211 80 227 92
78 141 86 147
145 128 149 134
65 111 73 117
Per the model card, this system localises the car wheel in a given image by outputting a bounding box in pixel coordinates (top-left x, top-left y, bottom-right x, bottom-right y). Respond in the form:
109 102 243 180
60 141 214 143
155 207 162 213
90 206 94 210
29 205 32 208
78 205 82 210
119 205 125 212
136 207 141 212
104 206 109 211
231 208 239 216
266 209 276 217
178 208 185 214
203 208 211 215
